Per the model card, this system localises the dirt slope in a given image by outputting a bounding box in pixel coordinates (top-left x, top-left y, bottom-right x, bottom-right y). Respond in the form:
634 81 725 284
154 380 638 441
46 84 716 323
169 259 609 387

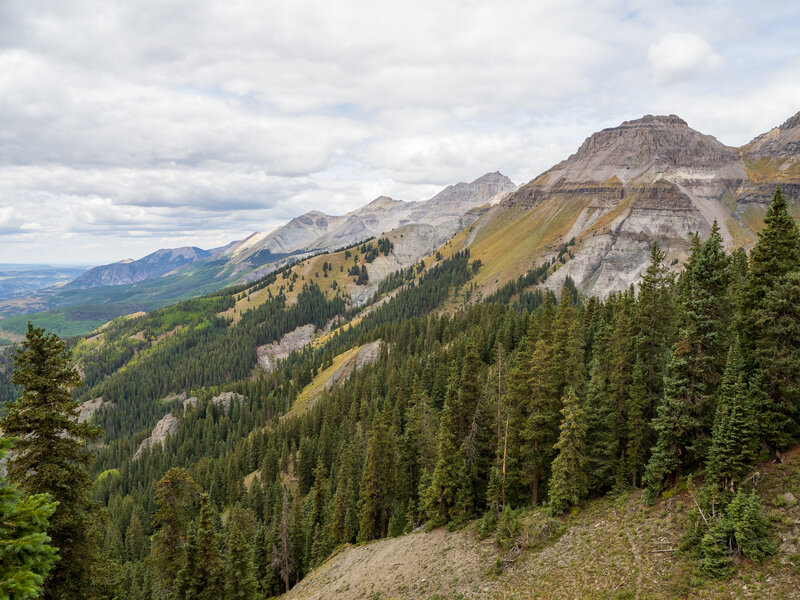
285 451 800 600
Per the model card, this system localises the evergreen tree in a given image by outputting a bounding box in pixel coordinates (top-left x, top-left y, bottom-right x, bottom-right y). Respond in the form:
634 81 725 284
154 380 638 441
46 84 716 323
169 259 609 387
0 324 103 600
151 468 201 597
548 388 588 516
625 360 649 487
224 520 260 600
125 511 148 561
0 437 58 600
741 187 800 351
173 494 224 600
644 224 730 502
706 340 759 492
358 409 396 541
635 241 674 408
522 339 559 505
754 271 800 449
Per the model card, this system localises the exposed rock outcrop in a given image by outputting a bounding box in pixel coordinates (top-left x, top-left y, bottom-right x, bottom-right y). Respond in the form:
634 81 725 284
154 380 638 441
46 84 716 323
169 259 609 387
257 324 316 371
133 413 178 460
210 391 245 412
325 340 383 391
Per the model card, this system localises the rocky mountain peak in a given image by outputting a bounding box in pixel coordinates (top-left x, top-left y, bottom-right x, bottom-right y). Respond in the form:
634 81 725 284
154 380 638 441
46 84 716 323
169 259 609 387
543 114 739 186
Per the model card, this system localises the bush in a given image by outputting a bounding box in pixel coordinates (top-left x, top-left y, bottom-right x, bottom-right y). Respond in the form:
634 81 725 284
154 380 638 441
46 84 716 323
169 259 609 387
496 505 524 551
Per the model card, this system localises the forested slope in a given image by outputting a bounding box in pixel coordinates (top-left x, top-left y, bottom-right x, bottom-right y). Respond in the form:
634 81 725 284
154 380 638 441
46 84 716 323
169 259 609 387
1 190 799 599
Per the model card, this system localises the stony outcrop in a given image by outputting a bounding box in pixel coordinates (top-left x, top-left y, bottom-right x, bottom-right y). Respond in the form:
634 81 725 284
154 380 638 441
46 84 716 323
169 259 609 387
257 324 316 371
210 391 245 412
77 397 112 423
133 413 178 460
326 340 383 391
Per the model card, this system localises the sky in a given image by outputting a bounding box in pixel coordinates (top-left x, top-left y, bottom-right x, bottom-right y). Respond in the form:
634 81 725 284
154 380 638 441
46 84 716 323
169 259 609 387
1 0 800 264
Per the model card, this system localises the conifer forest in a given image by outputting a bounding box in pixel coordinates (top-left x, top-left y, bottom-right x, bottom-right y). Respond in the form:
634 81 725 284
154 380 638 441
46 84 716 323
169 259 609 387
2 188 800 599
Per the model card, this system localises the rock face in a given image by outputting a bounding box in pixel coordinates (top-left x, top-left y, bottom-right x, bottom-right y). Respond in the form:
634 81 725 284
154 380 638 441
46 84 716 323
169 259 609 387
133 413 178 460
326 340 383 391
257 324 316 371
66 247 212 289
470 113 800 298
210 391 245 412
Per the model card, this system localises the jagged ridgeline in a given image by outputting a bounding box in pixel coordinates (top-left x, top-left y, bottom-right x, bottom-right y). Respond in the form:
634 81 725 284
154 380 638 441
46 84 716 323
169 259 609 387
2 114 800 600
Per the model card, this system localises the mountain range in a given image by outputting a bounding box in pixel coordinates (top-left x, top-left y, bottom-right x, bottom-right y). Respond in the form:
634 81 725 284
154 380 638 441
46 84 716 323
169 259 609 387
2 112 799 338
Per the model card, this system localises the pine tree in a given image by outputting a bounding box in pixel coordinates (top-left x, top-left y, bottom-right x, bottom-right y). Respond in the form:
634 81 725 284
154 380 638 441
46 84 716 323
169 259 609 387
741 187 800 350
125 511 148 561
706 339 759 492
0 437 58 600
644 224 730 502
358 409 396 541
522 339 559 505
625 360 649 487
754 271 800 449
0 324 103 600
224 520 260 600
548 388 588 516
152 468 201 597
172 494 224 600
635 241 674 407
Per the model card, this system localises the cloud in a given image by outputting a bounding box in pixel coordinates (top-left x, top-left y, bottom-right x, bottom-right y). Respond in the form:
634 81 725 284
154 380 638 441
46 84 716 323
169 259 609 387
0 0 798 263
648 33 722 84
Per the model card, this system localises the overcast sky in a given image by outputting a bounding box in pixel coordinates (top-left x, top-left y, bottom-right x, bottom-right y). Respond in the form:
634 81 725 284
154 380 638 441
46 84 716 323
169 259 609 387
1 0 799 264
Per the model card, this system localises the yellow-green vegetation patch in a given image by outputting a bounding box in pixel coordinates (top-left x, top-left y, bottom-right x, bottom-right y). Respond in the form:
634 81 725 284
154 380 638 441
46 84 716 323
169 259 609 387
742 203 767 233
310 317 363 349
726 217 758 248
283 346 360 419
745 157 800 182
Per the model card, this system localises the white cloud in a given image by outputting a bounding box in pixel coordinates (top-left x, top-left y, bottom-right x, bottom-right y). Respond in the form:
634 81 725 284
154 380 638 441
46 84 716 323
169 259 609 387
648 33 722 84
0 0 798 263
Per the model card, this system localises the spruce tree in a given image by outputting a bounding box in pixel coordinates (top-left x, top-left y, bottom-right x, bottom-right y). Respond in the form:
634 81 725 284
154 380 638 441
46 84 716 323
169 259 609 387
741 186 800 351
522 339 559 505
0 324 103 600
224 520 260 600
151 468 201 597
358 409 396 541
547 388 588 516
754 271 800 449
644 224 730 502
173 494 224 600
0 437 58 600
625 360 649 487
705 339 759 492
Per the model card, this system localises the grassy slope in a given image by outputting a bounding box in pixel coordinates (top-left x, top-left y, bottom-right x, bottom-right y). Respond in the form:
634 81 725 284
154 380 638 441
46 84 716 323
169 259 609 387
286 449 800 600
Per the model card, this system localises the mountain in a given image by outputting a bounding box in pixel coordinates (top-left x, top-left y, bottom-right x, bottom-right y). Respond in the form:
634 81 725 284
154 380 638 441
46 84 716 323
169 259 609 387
64 246 217 290
454 113 800 298
0 173 515 337
231 172 516 266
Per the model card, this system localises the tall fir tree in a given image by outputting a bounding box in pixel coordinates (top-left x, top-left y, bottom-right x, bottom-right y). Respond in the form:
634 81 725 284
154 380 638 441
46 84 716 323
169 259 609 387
0 324 104 600
224 520 260 600
548 387 588 516
0 437 58 600
151 468 201 598
705 339 759 493
522 338 559 505
172 494 224 600
644 224 730 502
